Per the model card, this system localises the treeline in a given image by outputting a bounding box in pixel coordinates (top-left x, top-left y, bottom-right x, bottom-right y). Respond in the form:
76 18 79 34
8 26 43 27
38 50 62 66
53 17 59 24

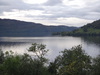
52 28 100 36
52 31 100 36
0 43 100 75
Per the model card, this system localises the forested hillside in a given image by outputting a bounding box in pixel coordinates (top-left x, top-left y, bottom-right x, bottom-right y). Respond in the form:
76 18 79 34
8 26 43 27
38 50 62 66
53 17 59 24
0 19 77 37
53 19 100 36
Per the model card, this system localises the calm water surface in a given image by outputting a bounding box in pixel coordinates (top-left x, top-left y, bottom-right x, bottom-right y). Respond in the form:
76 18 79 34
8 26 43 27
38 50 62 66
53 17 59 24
0 36 100 60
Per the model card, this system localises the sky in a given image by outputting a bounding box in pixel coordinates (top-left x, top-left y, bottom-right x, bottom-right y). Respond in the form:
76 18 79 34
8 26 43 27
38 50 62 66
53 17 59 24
0 0 100 27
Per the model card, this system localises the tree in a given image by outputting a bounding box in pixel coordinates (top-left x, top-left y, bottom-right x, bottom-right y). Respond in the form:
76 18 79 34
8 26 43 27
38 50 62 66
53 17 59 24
83 28 88 32
0 49 4 75
28 43 49 63
55 45 91 75
0 49 4 64
28 43 49 75
92 55 100 75
0 50 36 75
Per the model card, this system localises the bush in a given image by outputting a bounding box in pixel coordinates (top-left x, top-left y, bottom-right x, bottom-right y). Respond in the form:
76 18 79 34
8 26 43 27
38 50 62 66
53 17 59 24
0 44 100 75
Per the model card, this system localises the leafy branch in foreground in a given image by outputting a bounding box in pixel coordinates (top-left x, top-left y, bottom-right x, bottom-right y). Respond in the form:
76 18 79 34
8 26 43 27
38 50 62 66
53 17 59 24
28 43 49 63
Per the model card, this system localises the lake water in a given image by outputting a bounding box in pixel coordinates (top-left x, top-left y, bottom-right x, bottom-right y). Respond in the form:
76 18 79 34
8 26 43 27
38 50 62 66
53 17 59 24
0 36 100 61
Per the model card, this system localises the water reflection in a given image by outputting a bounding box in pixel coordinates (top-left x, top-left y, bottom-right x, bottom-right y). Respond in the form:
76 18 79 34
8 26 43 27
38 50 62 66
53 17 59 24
82 36 100 46
0 36 100 60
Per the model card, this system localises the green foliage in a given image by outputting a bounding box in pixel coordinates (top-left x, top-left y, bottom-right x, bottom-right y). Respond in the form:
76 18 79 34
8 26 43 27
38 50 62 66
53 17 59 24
91 55 100 75
55 19 100 36
0 43 50 75
1 51 34 75
28 43 50 75
0 44 100 75
55 45 92 75
28 43 49 63
0 49 4 64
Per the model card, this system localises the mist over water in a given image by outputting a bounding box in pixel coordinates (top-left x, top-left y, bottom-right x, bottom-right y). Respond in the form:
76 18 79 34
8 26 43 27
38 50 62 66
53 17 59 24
0 36 100 60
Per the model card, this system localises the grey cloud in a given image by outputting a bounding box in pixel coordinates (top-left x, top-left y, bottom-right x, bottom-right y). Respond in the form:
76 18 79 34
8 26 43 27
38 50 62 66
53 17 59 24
0 0 26 12
0 0 9 6
68 0 74 1
39 3 99 20
0 2 8 6
0 0 45 14
81 0 100 19
44 0 62 6
0 0 100 26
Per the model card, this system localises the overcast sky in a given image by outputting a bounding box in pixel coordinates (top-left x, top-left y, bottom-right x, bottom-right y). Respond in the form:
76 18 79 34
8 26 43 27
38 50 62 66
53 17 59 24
0 0 100 27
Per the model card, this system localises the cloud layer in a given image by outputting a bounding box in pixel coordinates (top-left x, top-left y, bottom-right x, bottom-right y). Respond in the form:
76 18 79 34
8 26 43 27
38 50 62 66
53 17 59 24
0 0 100 27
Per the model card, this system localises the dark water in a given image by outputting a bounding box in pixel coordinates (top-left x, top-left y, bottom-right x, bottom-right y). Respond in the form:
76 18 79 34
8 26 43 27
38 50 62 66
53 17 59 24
0 36 100 60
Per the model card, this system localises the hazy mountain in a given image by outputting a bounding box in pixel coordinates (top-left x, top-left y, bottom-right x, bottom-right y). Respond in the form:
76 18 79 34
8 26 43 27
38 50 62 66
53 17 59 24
0 19 77 37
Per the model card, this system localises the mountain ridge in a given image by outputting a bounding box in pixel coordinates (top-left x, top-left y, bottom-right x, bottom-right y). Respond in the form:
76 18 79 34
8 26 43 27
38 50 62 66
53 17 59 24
0 18 77 37
55 19 100 36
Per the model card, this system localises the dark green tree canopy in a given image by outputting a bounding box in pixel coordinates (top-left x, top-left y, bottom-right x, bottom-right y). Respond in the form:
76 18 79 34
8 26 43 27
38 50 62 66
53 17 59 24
55 45 92 75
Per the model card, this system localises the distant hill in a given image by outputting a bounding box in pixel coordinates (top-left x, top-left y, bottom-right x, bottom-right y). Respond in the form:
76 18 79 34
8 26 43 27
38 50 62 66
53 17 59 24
82 20 100 29
0 19 77 37
54 19 100 36
71 19 100 36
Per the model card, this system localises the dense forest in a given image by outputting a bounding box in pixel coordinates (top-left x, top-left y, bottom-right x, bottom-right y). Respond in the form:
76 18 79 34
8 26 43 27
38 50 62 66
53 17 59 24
53 19 100 36
0 43 100 75
0 19 77 37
